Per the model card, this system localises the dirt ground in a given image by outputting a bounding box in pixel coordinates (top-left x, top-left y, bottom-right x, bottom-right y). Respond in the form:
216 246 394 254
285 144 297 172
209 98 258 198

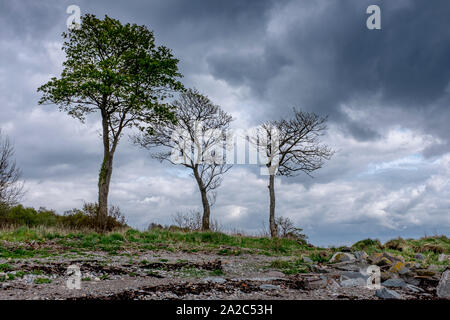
0 249 442 300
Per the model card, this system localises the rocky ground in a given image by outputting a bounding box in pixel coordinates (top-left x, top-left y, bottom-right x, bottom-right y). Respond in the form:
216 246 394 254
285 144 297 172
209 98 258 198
0 243 449 300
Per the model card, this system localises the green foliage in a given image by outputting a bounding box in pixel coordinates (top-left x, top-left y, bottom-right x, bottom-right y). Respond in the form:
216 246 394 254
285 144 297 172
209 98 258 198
0 203 127 231
351 238 383 252
37 13 184 137
308 251 330 263
268 259 309 275
34 278 51 284
0 263 12 272
0 205 58 227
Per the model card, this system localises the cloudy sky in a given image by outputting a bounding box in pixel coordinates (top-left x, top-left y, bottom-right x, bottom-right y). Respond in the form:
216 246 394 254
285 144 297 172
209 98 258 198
1 0 450 246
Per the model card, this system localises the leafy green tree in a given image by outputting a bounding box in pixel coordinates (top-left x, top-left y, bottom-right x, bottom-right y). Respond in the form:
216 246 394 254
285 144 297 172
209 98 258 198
38 14 183 230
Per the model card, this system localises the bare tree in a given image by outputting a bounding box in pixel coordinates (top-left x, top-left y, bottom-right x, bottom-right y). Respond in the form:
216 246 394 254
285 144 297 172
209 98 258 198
0 130 24 207
134 89 233 231
251 109 333 237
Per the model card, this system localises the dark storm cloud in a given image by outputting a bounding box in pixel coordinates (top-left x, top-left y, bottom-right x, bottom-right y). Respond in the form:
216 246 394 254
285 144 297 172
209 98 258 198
205 0 450 142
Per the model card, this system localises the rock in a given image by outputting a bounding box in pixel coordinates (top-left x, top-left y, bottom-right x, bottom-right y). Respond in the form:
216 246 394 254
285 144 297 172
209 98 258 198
300 276 329 290
414 254 425 260
382 278 407 288
416 269 436 277
354 251 368 261
405 284 424 293
405 261 420 269
390 261 409 274
369 252 404 266
340 271 369 280
436 270 450 299
259 284 280 290
438 254 450 262
302 256 313 264
330 252 356 263
327 278 341 290
203 277 226 284
340 278 367 288
375 288 402 300
380 271 396 282
404 277 421 286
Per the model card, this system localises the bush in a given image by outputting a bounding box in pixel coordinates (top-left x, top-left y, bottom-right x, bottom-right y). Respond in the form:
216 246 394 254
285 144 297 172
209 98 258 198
351 238 383 251
0 205 58 227
62 202 127 231
0 202 127 231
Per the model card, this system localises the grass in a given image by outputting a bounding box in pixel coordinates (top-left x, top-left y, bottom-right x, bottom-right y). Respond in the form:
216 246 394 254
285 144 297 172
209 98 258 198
0 263 12 272
34 277 51 284
0 227 448 268
268 259 310 275
0 226 312 257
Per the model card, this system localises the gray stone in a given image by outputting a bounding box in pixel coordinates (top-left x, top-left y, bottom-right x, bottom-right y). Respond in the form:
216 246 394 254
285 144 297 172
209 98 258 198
303 257 313 264
404 277 420 286
438 254 450 262
397 267 410 275
259 284 280 290
405 284 424 293
414 253 425 260
330 252 356 263
203 276 226 284
382 278 407 288
354 251 369 261
436 270 450 299
375 288 402 300
340 278 367 288
340 271 369 281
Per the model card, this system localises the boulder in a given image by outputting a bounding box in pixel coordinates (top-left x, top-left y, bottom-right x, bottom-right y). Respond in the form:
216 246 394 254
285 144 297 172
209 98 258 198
329 252 356 263
381 278 407 288
438 254 450 262
354 251 369 261
375 288 402 300
436 269 450 299
369 252 404 267
390 261 409 274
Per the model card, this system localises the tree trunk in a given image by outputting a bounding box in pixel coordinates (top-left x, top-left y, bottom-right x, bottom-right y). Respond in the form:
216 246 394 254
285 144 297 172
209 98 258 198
193 167 210 231
98 153 113 231
98 110 114 232
200 188 211 231
268 174 277 238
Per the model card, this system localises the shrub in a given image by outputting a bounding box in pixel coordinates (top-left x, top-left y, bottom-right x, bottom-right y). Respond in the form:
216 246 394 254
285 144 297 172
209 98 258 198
0 202 127 231
351 238 383 251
